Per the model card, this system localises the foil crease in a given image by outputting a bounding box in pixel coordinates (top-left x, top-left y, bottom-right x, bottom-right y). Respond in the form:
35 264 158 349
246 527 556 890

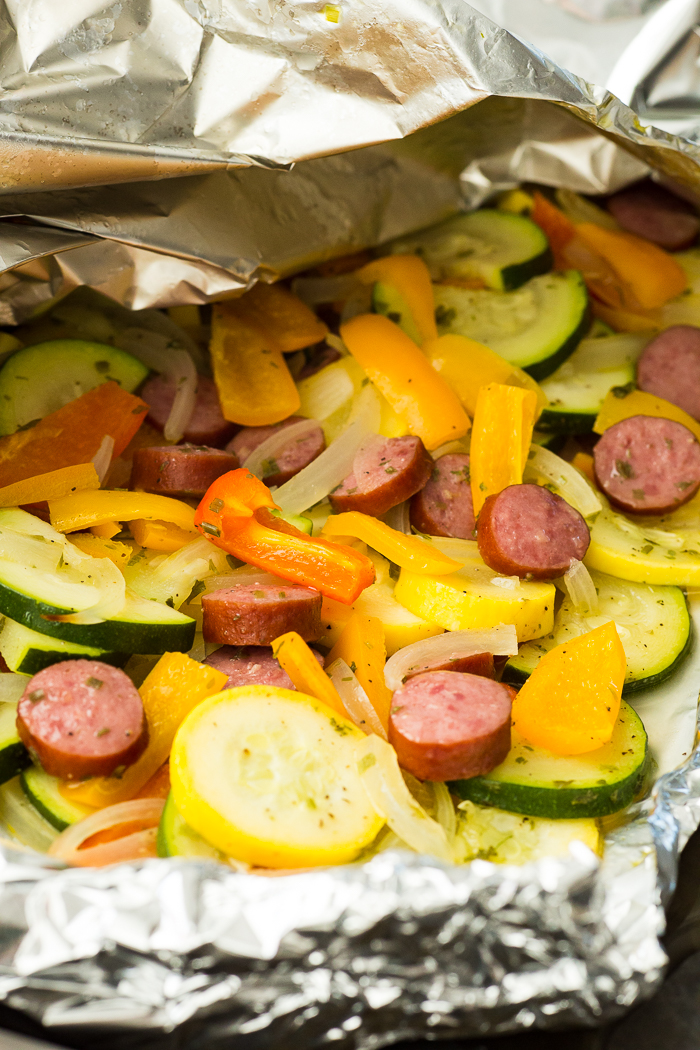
0 1 698 1046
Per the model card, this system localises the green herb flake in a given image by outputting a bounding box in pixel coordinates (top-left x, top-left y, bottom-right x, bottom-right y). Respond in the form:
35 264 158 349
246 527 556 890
86 677 104 690
358 753 377 773
209 498 224 514
96 727 111 737
28 689 45 702
200 521 221 537
615 459 635 480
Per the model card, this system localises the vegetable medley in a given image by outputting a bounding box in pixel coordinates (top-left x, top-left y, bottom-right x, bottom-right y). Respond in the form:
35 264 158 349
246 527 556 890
0 177 699 871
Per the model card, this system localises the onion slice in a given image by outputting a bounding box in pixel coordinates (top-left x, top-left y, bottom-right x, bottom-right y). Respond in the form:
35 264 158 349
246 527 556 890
116 327 197 443
91 435 115 486
356 735 454 863
274 385 381 515
561 559 599 615
243 418 321 481
382 501 411 535
384 624 518 692
524 444 602 521
327 658 387 739
48 798 164 867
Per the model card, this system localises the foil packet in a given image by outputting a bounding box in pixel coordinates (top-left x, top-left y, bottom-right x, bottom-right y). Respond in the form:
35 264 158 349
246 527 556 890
0 2 699 1047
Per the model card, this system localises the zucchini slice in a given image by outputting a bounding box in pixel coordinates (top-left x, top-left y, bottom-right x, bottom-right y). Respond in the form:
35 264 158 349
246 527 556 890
433 271 590 380
456 800 600 863
451 701 647 819
0 618 127 675
0 703 29 786
504 571 691 695
372 283 423 345
389 210 552 291
21 765 94 831
157 792 227 861
0 339 148 435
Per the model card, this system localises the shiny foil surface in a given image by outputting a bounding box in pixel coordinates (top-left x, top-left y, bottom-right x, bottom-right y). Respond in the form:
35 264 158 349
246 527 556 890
0 1 698 1046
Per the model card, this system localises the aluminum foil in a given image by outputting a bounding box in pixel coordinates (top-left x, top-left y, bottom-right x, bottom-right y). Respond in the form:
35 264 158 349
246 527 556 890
0 1 699 1046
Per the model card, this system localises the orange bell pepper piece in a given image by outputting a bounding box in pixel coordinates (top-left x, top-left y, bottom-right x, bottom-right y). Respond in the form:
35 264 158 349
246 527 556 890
571 452 595 485
340 314 470 450
232 282 329 353
68 533 132 568
576 223 687 311
327 612 392 730
356 255 438 345
91 522 121 539
272 631 346 716
322 511 463 574
195 468 375 604
594 388 700 444
591 300 660 334
530 191 576 267
0 382 147 489
470 383 539 515
130 518 195 552
511 621 625 755
61 652 227 808
0 462 99 508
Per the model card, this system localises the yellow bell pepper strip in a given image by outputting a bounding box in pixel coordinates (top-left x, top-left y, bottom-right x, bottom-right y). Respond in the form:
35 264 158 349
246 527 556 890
210 303 301 427
327 612 393 730
594 387 700 444
511 621 625 755
470 383 539 515
233 282 329 353
91 521 121 539
130 518 195 552
68 533 133 569
272 631 347 717
194 468 375 604
322 511 464 575
424 333 547 418
575 223 687 311
340 314 470 450
356 255 437 346
571 452 595 486
49 489 198 534
0 462 100 508
61 652 228 808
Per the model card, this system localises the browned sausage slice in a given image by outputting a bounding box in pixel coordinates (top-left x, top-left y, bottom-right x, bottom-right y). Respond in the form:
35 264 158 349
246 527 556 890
16 660 147 781
227 416 325 486
606 179 699 251
298 343 342 379
204 644 324 689
202 583 322 645
142 374 237 447
130 444 237 499
410 453 474 538
330 435 433 517
402 651 495 682
593 414 700 514
637 326 700 420
388 670 514 781
476 484 590 579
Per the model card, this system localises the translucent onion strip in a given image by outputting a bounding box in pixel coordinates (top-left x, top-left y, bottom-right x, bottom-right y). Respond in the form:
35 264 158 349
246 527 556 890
433 781 457 844
524 444 602 520
191 567 289 603
48 798 164 867
274 384 381 515
0 674 28 703
562 559 599 615
243 418 321 480
117 328 197 443
382 500 411 535
384 624 518 691
327 658 387 739
91 435 115 486
356 735 454 863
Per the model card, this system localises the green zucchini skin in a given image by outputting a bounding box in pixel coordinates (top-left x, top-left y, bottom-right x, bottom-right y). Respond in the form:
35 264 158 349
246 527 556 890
20 766 93 831
500 247 553 293
12 648 128 676
523 300 591 382
536 408 599 434
157 792 226 861
451 702 647 820
0 704 29 786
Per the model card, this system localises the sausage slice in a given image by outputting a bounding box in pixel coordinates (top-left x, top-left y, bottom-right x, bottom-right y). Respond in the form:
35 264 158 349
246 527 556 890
227 416 325 486
330 435 433 517
388 670 514 781
593 414 700 514
410 453 474 538
142 374 237 448
401 651 496 683
606 179 699 251
130 444 238 498
637 326 700 421
17 660 147 781
477 484 590 579
204 644 324 689
202 583 322 645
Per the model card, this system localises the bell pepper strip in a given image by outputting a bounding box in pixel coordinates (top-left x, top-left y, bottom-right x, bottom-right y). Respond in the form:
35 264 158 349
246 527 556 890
60 652 228 808
49 490 198 534
591 300 660 334
571 452 596 485
322 512 464 575
194 468 375 604
340 314 470 450
530 191 577 268
0 382 147 489
272 631 347 717
593 388 700 444
68 533 133 569
424 333 547 418
232 282 329 353
575 222 687 311
327 612 393 730
356 255 438 345
0 462 100 508
134 761 171 801
511 621 625 755
130 518 195 552
470 383 539 515
91 521 121 539
210 302 301 426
